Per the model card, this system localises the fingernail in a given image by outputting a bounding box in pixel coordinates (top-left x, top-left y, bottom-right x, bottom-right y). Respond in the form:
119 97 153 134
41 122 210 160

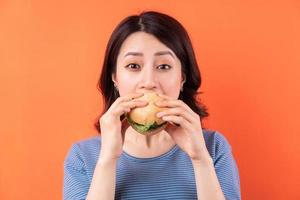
156 112 163 117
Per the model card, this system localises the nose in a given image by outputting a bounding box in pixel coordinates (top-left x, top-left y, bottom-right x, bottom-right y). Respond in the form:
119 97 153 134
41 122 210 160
139 65 157 90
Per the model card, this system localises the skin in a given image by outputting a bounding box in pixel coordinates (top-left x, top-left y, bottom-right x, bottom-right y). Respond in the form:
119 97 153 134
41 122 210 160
87 31 225 200
112 31 187 158
111 31 208 161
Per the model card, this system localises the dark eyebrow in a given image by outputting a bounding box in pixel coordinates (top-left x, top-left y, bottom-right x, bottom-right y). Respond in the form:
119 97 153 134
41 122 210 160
124 52 143 57
124 51 175 58
154 51 175 58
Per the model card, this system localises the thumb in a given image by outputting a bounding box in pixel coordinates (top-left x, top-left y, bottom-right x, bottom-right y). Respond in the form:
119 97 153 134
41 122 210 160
121 118 130 136
165 122 178 134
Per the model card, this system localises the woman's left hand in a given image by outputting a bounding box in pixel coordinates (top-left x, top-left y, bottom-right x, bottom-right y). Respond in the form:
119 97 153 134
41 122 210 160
155 94 211 162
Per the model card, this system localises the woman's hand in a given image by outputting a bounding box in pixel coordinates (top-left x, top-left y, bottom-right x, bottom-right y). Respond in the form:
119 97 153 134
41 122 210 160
99 93 148 162
155 94 211 162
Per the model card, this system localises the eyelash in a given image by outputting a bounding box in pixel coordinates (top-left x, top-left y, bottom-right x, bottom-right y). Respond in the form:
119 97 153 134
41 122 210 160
125 63 172 70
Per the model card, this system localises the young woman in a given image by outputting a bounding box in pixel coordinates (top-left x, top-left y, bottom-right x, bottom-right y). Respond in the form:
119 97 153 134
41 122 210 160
63 11 241 200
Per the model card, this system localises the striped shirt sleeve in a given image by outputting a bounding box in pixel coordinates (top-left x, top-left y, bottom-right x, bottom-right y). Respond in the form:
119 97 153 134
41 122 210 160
213 132 241 200
63 143 90 200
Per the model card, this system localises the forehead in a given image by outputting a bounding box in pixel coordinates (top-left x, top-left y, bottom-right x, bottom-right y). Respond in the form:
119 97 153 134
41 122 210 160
118 32 176 58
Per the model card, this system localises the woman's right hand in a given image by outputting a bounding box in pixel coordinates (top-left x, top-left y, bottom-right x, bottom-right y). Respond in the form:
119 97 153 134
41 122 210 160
98 92 147 163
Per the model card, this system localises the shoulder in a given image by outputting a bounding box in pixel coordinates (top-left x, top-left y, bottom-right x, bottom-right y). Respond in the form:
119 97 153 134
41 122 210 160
64 135 101 171
202 130 241 199
202 129 232 160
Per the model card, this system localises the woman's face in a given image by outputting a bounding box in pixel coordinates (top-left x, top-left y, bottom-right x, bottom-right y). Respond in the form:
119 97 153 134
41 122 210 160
113 31 185 99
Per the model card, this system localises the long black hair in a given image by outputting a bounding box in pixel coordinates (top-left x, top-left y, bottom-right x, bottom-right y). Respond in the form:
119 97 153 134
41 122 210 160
94 11 209 133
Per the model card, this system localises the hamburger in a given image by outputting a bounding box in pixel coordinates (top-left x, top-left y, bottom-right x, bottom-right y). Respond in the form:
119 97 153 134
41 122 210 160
126 92 168 135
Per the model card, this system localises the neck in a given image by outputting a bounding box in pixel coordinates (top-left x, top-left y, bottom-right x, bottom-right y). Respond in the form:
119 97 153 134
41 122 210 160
123 126 176 158
124 126 172 148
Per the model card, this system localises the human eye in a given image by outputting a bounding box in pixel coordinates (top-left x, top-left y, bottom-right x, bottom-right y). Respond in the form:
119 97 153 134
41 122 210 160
125 63 140 70
157 64 172 70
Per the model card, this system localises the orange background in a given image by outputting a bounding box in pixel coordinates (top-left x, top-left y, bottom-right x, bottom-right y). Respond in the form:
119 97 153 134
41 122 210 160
1 0 299 199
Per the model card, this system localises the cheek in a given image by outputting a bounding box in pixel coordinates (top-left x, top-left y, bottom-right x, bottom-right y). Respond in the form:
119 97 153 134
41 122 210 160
116 72 137 95
160 76 182 97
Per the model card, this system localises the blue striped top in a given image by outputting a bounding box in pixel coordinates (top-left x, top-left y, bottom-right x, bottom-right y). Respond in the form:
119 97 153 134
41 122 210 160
63 129 241 199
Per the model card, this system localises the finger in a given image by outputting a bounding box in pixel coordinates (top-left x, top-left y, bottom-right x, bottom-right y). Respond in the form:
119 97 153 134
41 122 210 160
161 115 192 131
115 92 144 105
111 100 148 117
122 100 149 110
110 93 144 110
157 93 176 100
156 108 195 124
110 106 131 117
121 118 130 136
164 122 178 133
124 92 144 100
155 99 197 118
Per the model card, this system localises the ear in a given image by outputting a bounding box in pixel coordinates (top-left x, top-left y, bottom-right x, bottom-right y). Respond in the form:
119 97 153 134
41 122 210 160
181 73 186 87
111 73 117 86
